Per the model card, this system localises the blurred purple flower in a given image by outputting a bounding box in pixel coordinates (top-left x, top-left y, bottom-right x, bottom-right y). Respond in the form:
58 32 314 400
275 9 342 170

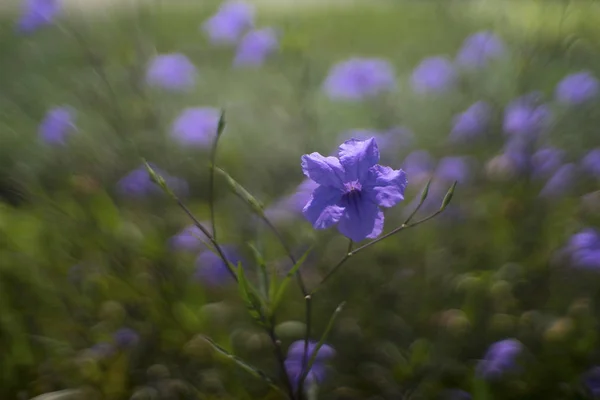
89 342 115 359
410 56 457 94
567 229 600 270
531 147 564 180
555 71 599 105
402 150 435 187
202 1 255 45
17 0 61 34
456 31 506 69
323 58 396 101
117 165 189 199
195 245 242 286
386 126 415 149
234 27 279 67
449 101 492 142
265 179 319 223
171 107 220 147
582 149 600 178
113 328 139 349
539 163 576 199
146 53 197 91
435 156 471 184
476 338 523 380
301 138 408 242
287 340 335 362
38 106 76 145
503 93 552 138
583 366 600 397
169 224 211 252
285 340 335 391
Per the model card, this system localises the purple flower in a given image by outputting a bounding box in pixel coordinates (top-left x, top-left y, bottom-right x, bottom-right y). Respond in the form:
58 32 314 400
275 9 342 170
38 106 76 145
202 1 255 45
146 53 197 91
169 224 211 252
234 27 279 67
449 101 492 142
171 107 220 147
503 93 552 138
323 58 396 101
486 138 531 181
582 149 600 178
555 71 599 105
113 328 139 349
583 367 600 397
531 147 564 180
287 340 335 362
456 31 506 69
117 165 189 198
301 138 408 242
195 245 242 286
435 156 471 184
410 56 457 94
539 163 576 199
17 0 60 34
476 339 523 380
285 340 335 391
567 229 600 270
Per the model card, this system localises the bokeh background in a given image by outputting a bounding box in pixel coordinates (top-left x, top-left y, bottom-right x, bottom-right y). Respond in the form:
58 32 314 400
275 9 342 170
4 0 600 399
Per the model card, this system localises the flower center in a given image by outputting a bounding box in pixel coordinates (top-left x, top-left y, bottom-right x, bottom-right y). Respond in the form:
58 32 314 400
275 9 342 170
343 181 363 205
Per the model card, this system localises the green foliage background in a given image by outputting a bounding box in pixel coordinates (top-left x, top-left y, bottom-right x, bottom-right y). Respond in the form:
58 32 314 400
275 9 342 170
3 1 600 399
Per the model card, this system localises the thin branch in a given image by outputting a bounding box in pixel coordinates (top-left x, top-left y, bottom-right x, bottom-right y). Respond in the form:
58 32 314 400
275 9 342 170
174 197 237 282
313 210 444 294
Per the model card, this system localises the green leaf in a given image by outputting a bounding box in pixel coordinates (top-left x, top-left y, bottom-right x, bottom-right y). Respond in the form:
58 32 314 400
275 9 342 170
297 301 346 391
217 109 226 137
248 243 269 300
440 181 457 210
201 335 287 397
271 248 312 313
236 263 268 326
214 167 264 216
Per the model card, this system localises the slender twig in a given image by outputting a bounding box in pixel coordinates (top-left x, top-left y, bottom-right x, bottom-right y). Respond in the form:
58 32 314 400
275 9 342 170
208 137 221 241
259 216 312 400
267 321 296 400
174 197 237 282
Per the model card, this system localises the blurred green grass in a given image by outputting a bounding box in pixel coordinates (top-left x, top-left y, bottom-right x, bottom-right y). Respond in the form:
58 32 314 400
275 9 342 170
3 1 600 399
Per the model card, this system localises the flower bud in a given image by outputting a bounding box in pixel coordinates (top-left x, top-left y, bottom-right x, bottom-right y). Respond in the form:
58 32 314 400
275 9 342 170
274 321 306 339
442 309 471 336
544 317 574 343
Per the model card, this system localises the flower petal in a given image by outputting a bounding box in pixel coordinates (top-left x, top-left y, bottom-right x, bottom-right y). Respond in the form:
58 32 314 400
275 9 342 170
338 196 384 242
303 185 344 229
301 153 345 188
364 165 408 208
338 138 380 182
